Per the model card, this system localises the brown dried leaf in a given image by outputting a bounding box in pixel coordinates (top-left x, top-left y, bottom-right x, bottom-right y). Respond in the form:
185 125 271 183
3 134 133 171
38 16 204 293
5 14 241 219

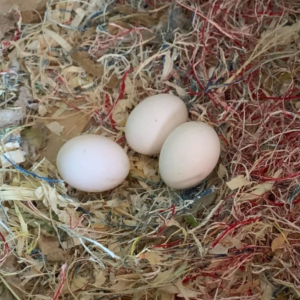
153 268 175 284
209 243 228 255
123 219 137 226
160 284 180 294
38 231 69 262
144 251 161 265
260 279 275 300
71 51 119 88
0 15 15 41
61 237 81 250
226 175 251 190
3 0 47 13
71 275 89 291
159 290 175 300
175 280 199 300
39 110 91 163
235 279 260 293
111 279 135 292
45 121 64 136
57 207 81 226
82 27 96 40
93 271 106 288
1 254 17 273
218 164 228 179
21 10 44 23
251 170 282 196
260 21 300 46
111 4 133 15
271 234 286 252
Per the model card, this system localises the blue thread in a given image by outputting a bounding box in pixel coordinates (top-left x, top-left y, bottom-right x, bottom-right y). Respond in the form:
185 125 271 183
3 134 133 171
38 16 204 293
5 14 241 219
190 12 194 23
161 44 169 62
198 186 215 198
5 73 18 89
3 155 62 183
180 181 215 201
83 11 103 29
6 136 21 143
90 11 103 20
205 77 244 93
288 185 300 203
272 286 285 298
97 25 106 32
58 9 72 13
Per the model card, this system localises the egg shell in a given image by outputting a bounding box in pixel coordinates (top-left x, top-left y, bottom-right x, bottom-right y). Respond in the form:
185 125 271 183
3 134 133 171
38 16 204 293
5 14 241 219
125 94 188 155
57 135 130 192
159 122 220 189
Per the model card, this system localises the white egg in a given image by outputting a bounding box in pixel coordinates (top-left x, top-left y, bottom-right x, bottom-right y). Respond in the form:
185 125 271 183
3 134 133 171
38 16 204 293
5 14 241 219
57 135 130 192
125 94 188 155
159 122 220 189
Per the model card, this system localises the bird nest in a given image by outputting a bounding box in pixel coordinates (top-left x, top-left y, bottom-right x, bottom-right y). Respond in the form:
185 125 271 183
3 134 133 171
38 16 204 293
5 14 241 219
0 1 300 300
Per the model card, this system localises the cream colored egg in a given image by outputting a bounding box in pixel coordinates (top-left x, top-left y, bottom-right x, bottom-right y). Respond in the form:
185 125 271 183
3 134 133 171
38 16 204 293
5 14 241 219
125 94 188 155
159 122 220 189
57 135 130 192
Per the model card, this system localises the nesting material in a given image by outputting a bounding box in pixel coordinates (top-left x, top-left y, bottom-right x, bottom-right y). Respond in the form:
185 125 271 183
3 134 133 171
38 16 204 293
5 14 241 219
0 1 300 300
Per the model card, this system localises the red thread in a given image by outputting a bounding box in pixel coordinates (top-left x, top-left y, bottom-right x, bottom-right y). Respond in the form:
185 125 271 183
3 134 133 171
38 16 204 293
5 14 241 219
211 217 260 249
52 263 67 300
